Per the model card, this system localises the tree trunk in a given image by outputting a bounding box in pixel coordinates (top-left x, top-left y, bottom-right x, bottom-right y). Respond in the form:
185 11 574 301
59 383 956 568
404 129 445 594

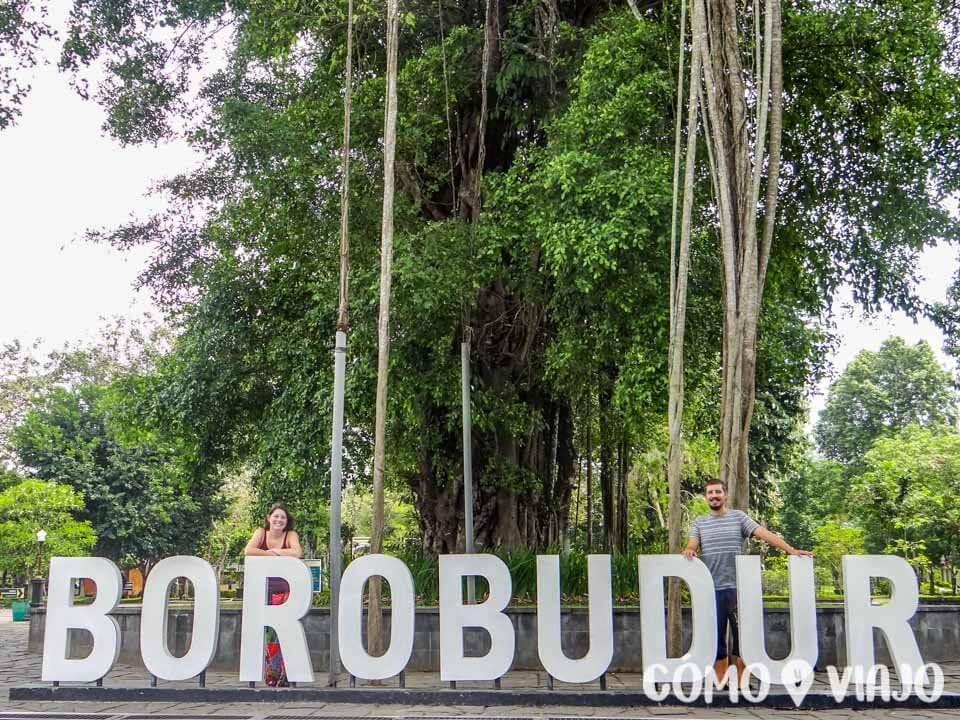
367 0 401 660
556 404 575 550
696 0 783 511
586 416 593 553
384 0 587 554
573 454 582 545
615 440 628 552
407 376 576 554
666 0 702 657
598 382 614 552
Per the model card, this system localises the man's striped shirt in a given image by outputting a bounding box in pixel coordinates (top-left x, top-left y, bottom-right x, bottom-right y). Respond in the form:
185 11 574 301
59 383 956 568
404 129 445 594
690 509 760 590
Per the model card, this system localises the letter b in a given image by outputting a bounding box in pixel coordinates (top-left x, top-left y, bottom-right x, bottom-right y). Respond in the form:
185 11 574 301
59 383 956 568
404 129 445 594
41 557 123 682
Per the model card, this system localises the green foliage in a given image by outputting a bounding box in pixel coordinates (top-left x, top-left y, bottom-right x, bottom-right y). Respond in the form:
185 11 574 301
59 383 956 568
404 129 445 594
781 0 960 315
812 521 866 594
59 0 230 143
43 0 960 550
849 426 960 567
1 339 50 466
760 555 791 596
0 467 20 491
9 325 221 566
397 548 642 605
0 1 54 129
816 337 957 467
13 381 219 565
342 484 418 554
1 321 171 467
199 472 256 573
0 479 96 580
761 554 834 597
776 456 846 551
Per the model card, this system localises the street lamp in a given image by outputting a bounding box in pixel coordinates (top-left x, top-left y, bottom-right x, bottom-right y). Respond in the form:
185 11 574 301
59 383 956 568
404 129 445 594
31 529 46 608
36 529 47 575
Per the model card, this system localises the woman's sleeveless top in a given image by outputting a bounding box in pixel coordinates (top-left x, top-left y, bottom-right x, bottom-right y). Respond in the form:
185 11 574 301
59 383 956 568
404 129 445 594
259 530 291 598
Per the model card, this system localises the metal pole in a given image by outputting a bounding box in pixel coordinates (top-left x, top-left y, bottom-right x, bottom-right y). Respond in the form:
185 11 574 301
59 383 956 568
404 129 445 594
461 340 476 603
329 329 347 686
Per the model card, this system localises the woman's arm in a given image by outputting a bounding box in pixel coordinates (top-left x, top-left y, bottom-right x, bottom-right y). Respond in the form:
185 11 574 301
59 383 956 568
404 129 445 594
244 528 271 556
270 531 303 558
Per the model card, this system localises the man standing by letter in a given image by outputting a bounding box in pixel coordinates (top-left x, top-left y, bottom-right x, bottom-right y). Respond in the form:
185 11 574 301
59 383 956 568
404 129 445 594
683 479 812 682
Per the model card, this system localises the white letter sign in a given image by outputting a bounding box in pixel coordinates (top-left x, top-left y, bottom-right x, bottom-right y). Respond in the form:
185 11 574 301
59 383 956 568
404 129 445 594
339 554 415 680
439 554 514 681
239 557 314 683
843 555 924 685
737 555 818 683
41 557 123 682
141 556 220 681
536 554 613 683
638 555 717 683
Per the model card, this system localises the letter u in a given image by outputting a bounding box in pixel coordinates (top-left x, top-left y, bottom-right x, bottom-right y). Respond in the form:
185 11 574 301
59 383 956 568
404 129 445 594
536 554 613 683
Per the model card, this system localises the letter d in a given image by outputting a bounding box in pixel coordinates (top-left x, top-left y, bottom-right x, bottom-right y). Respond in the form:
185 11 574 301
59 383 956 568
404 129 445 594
41 557 123 682
638 555 717 683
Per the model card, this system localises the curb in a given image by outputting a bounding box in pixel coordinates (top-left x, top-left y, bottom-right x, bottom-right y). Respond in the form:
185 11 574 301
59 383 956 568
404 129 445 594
9 686 960 709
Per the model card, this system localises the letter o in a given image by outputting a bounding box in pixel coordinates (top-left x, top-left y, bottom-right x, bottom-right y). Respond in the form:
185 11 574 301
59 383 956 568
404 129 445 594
141 556 220 681
339 554 415 680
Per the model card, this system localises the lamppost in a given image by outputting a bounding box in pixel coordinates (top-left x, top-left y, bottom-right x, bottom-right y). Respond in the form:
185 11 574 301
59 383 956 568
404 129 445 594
30 529 46 608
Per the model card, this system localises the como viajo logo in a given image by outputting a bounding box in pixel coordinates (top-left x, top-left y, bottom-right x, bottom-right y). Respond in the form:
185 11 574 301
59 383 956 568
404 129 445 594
640 660 945 705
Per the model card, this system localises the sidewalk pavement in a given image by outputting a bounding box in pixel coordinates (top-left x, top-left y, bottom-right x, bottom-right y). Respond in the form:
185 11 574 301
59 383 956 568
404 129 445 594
3 611 960 719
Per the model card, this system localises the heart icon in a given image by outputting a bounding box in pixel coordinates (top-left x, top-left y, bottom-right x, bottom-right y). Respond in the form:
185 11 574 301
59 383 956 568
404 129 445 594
781 659 815 707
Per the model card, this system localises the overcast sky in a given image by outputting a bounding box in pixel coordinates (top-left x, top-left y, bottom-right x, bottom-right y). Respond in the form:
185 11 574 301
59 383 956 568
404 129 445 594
0 0 199 354
1 0 957 429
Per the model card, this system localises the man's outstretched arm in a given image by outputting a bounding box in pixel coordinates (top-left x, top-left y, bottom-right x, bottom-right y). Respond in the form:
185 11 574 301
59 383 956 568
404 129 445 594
753 526 813 556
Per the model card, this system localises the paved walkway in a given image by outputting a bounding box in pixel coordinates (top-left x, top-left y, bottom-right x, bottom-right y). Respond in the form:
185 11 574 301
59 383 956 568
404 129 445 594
3 611 960 719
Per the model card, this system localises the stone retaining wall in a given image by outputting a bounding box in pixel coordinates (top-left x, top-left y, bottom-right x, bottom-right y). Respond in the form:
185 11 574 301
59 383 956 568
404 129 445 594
27 605 960 672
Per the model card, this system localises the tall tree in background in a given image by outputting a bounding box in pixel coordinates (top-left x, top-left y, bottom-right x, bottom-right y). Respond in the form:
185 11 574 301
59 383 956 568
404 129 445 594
663 0 785 649
849 427 960 574
816 337 957 467
368 0 401 659
0 340 48 467
1 322 215 569
0 478 96 581
13 380 219 566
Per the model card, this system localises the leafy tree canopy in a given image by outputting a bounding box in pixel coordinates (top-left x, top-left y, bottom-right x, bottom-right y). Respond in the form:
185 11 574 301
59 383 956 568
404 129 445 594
776 454 846 551
0 477 96 579
815 337 957 466
8 321 220 567
12 380 220 566
0 1 54 129
812 520 865 594
11 0 956 550
849 426 960 567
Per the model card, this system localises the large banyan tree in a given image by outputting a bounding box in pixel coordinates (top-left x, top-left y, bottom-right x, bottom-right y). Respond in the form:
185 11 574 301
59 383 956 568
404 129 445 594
65 0 960 553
